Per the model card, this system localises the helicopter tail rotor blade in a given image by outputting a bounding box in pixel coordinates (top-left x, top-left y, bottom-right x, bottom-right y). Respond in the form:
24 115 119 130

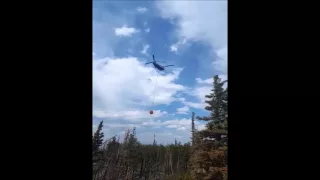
145 62 153 65
152 55 155 61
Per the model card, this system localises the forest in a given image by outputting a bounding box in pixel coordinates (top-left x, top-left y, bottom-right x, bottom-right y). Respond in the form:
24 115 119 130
92 75 228 180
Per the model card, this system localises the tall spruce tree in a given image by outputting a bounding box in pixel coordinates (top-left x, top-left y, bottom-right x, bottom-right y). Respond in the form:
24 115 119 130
190 75 228 180
93 121 104 157
92 121 105 179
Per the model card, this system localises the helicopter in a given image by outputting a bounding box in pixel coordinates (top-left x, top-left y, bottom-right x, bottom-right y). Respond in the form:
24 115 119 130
145 55 174 71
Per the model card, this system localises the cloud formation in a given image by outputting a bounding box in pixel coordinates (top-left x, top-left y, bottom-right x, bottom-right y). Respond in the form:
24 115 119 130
156 1 227 74
137 7 148 13
115 25 138 37
93 1 227 144
93 109 167 120
93 56 186 119
140 44 150 55
196 78 212 85
170 39 187 53
176 106 190 114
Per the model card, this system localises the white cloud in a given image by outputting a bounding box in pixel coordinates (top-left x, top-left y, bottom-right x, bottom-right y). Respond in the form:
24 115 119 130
176 106 189 114
213 47 228 73
139 117 206 144
137 7 148 13
178 80 212 109
169 39 187 53
193 86 212 104
106 123 141 129
219 74 228 82
178 90 207 109
93 56 185 120
140 44 150 55
170 45 178 52
183 75 227 110
177 127 187 131
115 25 138 37
196 77 212 85
93 2 226 144
183 101 205 109
93 109 167 121
196 75 228 88
156 1 227 74
94 116 203 144
142 118 192 130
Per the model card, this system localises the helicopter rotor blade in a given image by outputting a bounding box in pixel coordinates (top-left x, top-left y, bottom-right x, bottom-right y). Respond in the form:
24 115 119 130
156 61 166 63
163 65 174 67
145 62 153 65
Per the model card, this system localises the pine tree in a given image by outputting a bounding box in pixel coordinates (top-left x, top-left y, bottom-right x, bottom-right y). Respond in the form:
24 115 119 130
100 136 121 180
190 75 228 180
93 121 104 159
120 127 140 179
92 121 105 179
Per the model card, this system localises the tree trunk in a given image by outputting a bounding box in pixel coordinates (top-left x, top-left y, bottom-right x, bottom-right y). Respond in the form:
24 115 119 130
139 159 144 178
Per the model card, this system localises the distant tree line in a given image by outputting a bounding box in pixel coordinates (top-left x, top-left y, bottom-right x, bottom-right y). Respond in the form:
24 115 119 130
92 75 228 180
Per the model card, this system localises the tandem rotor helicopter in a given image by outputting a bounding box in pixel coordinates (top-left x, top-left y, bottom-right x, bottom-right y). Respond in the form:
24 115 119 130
145 54 174 115
145 55 174 71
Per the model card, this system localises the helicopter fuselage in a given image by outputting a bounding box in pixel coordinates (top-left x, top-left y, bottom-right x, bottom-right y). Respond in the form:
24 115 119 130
153 62 164 71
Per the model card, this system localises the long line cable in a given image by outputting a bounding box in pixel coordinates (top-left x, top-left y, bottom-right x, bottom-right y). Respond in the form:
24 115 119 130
152 70 159 108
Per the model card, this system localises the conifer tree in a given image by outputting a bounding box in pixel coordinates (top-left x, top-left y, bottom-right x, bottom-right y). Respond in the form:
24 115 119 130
92 121 105 179
92 121 104 159
190 75 228 180
93 121 104 150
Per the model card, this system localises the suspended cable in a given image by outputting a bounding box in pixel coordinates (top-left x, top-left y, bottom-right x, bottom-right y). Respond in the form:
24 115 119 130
150 70 159 115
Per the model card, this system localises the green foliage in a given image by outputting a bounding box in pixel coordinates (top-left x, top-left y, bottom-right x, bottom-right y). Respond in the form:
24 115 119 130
92 126 193 180
92 121 105 179
191 75 228 180
92 121 104 154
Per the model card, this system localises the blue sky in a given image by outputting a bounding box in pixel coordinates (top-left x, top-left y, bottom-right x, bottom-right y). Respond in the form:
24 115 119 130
93 1 228 144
